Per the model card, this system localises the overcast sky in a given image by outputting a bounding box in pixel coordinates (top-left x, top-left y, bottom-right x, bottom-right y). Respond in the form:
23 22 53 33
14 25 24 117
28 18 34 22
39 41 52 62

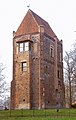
0 0 76 84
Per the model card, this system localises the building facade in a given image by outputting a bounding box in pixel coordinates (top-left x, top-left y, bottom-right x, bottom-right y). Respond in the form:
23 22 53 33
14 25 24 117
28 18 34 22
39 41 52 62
10 9 65 109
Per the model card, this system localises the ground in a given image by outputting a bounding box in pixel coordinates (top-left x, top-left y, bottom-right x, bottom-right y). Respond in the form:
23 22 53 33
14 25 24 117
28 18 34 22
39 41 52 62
0 109 76 120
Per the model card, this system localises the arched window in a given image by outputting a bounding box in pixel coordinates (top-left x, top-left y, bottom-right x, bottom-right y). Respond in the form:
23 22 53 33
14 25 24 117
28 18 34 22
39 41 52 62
50 45 54 57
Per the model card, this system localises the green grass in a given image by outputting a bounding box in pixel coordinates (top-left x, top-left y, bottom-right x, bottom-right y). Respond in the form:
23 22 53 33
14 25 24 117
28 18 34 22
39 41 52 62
0 109 76 120
0 117 76 120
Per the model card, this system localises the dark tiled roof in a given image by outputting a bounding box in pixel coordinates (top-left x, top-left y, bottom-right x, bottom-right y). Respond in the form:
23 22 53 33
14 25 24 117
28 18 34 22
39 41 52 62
15 9 56 39
30 10 56 38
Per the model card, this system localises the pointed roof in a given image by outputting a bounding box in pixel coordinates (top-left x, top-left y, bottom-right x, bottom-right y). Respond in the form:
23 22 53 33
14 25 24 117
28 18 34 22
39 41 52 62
15 9 56 38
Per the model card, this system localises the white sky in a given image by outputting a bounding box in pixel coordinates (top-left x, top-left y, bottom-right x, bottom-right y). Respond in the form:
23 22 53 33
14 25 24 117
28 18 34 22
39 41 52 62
0 0 76 85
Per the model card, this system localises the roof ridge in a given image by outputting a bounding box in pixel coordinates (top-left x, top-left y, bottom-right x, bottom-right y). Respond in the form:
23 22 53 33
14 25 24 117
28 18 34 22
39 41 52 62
29 9 49 26
29 9 39 27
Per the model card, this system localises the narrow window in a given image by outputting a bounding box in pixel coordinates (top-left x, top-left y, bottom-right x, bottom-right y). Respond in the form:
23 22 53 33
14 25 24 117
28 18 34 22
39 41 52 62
60 52 62 62
50 45 54 57
19 43 23 52
51 48 53 57
58 70 60 79
24 42 29 51
22 62 27 72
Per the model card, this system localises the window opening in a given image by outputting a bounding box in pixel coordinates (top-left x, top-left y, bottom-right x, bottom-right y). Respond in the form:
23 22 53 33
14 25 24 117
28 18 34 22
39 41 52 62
18 41 31 52
50 45 54 57
22 62 27 72
58 70 60 79
19 43 23 52
24 42 29 51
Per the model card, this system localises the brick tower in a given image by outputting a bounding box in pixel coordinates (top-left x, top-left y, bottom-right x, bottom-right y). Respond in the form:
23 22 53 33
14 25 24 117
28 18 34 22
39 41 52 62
10 9 65 109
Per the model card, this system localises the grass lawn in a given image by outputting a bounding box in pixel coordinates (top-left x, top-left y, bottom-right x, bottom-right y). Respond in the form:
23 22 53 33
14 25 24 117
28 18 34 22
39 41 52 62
0 117 76 120
0 109 76 120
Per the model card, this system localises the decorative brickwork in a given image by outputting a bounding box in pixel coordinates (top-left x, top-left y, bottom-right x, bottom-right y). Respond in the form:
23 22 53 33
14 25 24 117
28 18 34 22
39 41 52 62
10 9 65 109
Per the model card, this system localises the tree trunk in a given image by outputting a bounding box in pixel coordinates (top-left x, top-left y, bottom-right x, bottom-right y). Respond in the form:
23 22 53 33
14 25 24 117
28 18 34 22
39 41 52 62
69 81 72 108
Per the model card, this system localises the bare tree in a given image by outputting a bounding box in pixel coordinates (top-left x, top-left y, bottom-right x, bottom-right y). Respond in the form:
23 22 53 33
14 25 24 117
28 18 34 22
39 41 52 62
70 42 76 104
0 63 9 99
70 42 76 84
64 41 76 107
64 51 73 107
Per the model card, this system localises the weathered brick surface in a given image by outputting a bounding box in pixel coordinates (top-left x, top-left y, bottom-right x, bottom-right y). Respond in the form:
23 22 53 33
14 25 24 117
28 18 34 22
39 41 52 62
10 10 65 109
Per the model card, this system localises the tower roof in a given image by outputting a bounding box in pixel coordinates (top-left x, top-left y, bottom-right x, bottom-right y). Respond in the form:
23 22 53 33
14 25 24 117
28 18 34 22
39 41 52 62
15 9 56 38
